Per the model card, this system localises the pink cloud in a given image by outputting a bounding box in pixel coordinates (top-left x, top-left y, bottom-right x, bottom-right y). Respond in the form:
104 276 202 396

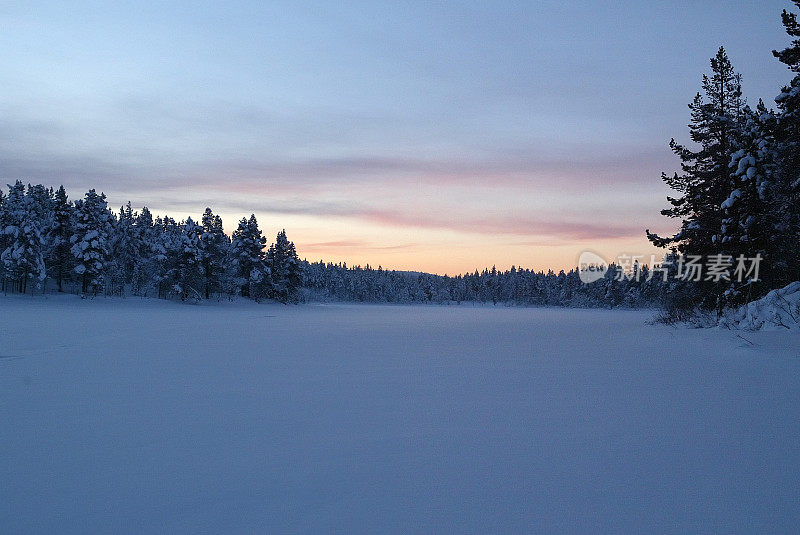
301 239 417 251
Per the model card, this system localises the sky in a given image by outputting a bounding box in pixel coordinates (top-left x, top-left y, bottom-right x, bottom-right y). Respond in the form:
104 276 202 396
0 0 794 274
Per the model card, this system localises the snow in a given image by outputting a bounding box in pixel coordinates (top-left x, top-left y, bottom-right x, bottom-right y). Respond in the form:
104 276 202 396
721 188 741 209
1 296 799 532
720 281 800 330
734 154 755 176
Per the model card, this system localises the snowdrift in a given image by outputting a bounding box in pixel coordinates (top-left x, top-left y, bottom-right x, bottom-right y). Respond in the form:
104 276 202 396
720 281 800 330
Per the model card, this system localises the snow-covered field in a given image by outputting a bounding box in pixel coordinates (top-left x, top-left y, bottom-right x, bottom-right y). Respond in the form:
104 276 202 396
1 296 798 533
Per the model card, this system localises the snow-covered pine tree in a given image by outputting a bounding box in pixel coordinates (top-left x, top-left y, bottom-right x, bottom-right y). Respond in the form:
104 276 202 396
266 229 302 303
771 0 800 284
199 208 229 299
131 206 158 296
71 189 113 295
647 47 745 310
151 215 183 299
106 202 139 295
25 184 54 224
230 214 268 299
0 181 47 293
722 102 780 302
46 186 75 292
0 186 10 290
166 217 204 301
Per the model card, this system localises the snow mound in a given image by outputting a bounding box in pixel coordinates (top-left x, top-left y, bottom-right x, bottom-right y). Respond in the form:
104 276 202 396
720 281 800 330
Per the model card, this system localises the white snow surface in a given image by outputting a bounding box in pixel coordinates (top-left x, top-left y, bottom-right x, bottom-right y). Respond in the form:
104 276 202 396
1 296 798 533
720 281 800 330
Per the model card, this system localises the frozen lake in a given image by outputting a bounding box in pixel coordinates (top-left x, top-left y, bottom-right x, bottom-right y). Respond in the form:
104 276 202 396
1 296 798 532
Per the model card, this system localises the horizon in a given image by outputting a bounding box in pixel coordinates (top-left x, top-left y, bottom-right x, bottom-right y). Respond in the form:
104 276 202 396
1 1 793 274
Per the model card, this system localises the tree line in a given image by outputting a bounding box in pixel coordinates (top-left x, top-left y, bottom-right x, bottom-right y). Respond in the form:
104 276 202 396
305 262 666 308
0 180 667 307
0 183 302 302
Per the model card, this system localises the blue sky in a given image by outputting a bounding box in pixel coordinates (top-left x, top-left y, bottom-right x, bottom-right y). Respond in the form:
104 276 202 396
0 0 793 272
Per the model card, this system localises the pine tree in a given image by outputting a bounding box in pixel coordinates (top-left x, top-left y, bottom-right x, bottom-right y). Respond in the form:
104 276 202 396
771 0 800 284
266 229 302 303
130 206 158 296
721 102 780 302
166 217 204 300
71 189 113 295
0 185 11 291
199 208 229 299
107 202 139 295
230 214 268 298
0 181 47 293
47 186 75 292
647 47 745 310
152 215 183 299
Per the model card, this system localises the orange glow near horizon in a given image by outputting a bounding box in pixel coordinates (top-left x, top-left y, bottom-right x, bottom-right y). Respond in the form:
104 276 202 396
97 156 680 275
133 202 675 275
